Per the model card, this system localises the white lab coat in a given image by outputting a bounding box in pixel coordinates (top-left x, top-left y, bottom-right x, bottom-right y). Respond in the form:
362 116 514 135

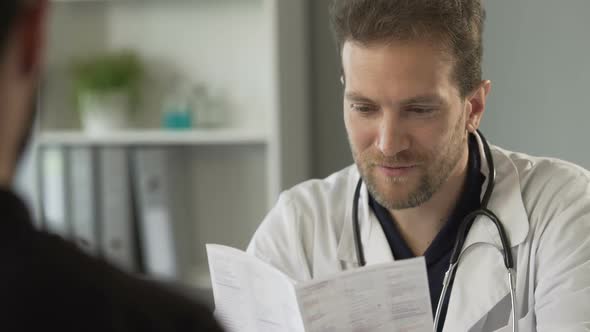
248 133 590 332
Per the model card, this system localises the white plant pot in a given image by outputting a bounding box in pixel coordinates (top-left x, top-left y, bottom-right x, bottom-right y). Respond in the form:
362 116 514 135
79 91 131 135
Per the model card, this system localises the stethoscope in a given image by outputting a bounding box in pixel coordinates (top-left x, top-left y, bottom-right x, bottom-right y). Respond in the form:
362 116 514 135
352 130 518 332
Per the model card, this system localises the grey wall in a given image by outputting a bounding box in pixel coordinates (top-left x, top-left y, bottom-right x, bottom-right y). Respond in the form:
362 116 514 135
309 0 590 178
309 0 352 179
481 0 590 169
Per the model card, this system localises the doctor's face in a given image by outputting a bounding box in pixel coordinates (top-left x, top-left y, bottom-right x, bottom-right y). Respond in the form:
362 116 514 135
342 40 471 210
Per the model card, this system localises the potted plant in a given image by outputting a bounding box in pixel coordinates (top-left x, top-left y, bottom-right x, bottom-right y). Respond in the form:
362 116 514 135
72 51 142 134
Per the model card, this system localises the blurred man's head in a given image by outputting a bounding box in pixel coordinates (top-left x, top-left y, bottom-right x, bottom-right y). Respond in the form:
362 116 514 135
330 0 490 211
0 0 47 186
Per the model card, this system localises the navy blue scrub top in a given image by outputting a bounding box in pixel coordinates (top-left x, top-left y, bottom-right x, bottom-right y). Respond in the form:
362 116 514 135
369 135 485 332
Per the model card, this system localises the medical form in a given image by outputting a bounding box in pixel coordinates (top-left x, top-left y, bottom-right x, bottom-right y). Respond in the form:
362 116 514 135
206 244 433 332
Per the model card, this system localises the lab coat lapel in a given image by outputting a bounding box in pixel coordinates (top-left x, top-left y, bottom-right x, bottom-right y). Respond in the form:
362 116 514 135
337 136 531 332
337 170 394 267
441 222 512 332
443 135 530 332
470 133 530 249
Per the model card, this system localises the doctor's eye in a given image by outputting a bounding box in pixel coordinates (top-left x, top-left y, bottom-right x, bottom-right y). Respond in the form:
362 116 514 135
406 107 437 116
350 104 379 114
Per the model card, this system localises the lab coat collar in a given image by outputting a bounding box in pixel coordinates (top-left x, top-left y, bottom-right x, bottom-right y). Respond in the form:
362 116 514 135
462 132 530 252
336 134 530 331
337 133 530 266
443 132 530 332
336 167 393 266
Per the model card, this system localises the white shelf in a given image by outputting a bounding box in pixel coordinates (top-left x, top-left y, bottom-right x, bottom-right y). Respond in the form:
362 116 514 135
37 129 268 146
52 0 116 2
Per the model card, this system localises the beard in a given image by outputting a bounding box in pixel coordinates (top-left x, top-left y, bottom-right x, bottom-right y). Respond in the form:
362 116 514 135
352 115 468 210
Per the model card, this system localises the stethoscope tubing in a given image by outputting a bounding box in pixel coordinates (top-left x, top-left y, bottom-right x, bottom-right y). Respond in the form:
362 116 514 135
351 130 517 332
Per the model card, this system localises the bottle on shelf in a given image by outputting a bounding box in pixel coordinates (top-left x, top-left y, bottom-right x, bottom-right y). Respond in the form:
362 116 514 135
161 79 193 130
191 84 224 129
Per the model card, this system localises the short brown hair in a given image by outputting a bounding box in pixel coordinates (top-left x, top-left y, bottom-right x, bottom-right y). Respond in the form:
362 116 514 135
329 0 486 97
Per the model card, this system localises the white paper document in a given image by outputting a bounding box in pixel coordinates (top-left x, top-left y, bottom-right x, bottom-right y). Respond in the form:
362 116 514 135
207 244 433 332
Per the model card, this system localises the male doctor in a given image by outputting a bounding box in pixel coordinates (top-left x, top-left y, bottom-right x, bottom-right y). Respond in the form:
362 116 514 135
248 0 590 331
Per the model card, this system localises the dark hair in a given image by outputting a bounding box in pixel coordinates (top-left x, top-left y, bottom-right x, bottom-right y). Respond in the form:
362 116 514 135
329 0 486 97
0 0 24 51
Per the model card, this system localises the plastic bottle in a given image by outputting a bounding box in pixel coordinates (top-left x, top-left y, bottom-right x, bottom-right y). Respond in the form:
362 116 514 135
161 79 192 130
192 85 224 128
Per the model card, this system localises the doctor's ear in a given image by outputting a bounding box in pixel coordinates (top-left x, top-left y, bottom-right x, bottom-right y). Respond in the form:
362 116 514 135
465 80 491 133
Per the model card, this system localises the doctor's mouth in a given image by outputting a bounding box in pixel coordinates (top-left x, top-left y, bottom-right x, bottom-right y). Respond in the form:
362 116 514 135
376 164 419 177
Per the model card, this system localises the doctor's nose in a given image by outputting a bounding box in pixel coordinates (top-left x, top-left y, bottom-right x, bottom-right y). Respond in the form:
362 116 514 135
376 114 410 157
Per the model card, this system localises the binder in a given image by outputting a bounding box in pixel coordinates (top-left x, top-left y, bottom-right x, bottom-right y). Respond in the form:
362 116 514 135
132 148 178 279
98 147 137 272
68 147 99 255
40 146 70 237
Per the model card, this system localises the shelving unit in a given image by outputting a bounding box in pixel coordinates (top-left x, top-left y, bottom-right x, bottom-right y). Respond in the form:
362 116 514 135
22 0 310 294
38 129 269 146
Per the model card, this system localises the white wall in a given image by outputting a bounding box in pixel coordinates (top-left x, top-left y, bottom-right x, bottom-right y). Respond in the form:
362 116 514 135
106 0 273 131
43 0 273 132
